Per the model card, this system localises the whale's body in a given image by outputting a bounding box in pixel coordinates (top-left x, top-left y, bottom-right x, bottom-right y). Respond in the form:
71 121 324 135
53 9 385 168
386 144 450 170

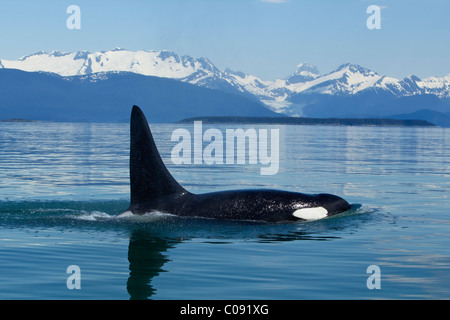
119 106 351 222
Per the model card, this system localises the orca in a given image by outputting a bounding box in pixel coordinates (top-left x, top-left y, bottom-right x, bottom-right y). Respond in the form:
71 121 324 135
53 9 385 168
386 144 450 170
117 105 351 222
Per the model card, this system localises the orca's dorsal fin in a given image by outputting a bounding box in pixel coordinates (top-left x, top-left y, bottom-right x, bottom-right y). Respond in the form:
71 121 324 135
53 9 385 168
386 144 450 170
129 105 186 206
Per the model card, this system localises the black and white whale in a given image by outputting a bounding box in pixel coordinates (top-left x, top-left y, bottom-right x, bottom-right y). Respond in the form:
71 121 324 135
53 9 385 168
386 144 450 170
117 105 351 222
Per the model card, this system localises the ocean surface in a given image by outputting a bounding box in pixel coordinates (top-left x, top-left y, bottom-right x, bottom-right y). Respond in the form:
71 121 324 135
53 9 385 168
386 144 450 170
1 121 450 300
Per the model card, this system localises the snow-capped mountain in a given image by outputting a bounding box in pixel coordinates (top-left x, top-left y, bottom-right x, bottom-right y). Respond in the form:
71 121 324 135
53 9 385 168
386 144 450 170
286 62 321 84
0 48 220 80
283 63 450 98
1 48 449 119
0 48 274 104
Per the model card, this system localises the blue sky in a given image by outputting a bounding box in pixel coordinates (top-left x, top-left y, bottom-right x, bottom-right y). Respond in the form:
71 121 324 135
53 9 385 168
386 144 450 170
0 0 449 80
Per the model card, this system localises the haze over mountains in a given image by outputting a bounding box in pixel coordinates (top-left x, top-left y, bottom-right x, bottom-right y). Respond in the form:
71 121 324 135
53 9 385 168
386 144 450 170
1 48 450 125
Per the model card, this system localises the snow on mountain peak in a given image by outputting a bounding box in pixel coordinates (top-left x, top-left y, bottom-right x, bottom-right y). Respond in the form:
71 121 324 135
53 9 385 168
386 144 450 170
0 48 216 79
336 63 376 75
294 62 320 76
73 51 90 60
0 49 449 115
284 63 385 96
17 50 47 61
224 68 246 79
48 50 72 58
286 62 320 84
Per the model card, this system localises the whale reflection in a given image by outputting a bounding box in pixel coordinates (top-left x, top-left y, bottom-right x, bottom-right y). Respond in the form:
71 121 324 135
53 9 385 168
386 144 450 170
124 205 366 300
127 229 178 300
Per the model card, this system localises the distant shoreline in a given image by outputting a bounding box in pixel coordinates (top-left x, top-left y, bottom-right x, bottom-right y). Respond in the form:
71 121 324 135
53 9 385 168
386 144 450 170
177 116 437 127
0 117 438 127
1 119 37 123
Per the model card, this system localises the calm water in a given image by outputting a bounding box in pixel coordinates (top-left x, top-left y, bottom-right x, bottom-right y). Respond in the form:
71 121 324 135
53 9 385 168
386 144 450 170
1 121 450 300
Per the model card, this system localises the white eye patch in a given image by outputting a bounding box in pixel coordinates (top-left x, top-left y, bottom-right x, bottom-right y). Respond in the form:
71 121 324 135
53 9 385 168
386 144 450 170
293 207 328 221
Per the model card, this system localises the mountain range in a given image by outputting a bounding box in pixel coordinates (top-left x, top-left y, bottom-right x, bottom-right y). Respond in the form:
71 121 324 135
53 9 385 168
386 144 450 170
1 48 450 125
